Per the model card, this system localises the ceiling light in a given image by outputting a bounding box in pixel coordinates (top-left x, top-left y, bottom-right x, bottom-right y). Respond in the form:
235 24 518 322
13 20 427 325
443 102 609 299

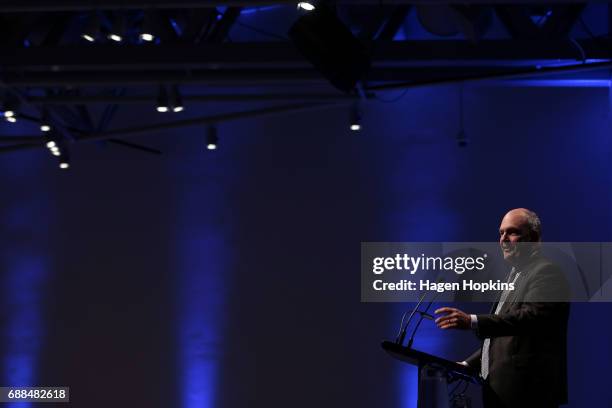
139 11 158 42
59 162 70 169
2 93 20 120
81 12 100 42
206 125 218 150
108 12 127 43
140 33 155 42
297 2 316 11
156 85 169 113
46 140 56 149
170 85 184 113
349 104 361 132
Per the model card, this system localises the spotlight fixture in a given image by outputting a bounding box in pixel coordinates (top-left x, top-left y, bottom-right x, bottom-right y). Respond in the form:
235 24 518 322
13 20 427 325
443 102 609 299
156 85 169 113
140 33 154 42
81 12 100 42
107 13 127 42
46 140 56 149
2 93 20 121
289 4 371 92
40 109 51 132
206 125 218 150
139 10 157 42
297 2 316 11
349 104 361 131
58 147 70 169
170 85 184 113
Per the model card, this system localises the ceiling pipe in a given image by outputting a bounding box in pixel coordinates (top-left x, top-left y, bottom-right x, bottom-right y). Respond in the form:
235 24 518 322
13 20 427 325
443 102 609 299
25 93 369 104
365 60 612 92
0 102 339 152
0 0 589 12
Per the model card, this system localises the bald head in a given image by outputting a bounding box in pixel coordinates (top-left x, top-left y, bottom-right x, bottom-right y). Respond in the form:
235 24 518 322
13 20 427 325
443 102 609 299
502 208 542 242
499 208 542 264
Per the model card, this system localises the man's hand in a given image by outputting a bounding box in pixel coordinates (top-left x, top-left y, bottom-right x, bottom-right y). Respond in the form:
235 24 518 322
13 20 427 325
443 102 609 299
434 307 471 330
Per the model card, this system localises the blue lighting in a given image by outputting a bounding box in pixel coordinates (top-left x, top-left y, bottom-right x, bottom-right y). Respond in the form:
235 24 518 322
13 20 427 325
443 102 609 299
240 6 282 15
174 155 231 408
2 254 49 408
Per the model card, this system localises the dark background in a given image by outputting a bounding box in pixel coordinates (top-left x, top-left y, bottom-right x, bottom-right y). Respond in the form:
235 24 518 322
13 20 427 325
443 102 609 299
1 85 611 407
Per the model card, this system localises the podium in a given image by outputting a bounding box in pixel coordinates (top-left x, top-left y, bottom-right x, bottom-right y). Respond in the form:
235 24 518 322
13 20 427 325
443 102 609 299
382 341 481 408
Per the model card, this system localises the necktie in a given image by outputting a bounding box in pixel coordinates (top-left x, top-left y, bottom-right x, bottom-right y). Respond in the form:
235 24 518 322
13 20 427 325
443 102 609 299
481 267 520 380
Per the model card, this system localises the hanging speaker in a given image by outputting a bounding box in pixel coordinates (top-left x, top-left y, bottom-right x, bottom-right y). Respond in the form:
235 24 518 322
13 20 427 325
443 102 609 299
289 5 371 93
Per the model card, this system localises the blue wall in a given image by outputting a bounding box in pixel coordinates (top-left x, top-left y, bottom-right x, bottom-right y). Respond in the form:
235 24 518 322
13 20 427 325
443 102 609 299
0 84 611 407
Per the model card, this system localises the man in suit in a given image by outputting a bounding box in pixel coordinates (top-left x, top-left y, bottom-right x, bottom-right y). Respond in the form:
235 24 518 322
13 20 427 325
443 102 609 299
434 208 570 408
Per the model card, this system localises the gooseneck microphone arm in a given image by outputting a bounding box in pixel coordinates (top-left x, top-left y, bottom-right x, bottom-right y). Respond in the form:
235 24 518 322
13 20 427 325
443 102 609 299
406 290 442 349
396 291 427 346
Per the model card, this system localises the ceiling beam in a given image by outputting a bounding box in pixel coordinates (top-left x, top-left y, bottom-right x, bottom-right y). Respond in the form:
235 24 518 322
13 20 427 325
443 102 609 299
26 93 368 104
0 0 592 12
0 40 609 70
0 67 546 86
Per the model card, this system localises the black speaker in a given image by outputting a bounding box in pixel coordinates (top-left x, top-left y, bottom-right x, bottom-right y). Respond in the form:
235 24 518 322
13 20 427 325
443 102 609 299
289 5 371 93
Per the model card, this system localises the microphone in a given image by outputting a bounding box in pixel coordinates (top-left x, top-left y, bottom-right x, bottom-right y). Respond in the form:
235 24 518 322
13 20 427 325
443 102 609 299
395 291 427 346
406 288 443 349
396 276 445 347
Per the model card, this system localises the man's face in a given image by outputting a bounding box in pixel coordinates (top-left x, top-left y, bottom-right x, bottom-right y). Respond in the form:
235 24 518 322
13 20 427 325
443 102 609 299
499 210 531 264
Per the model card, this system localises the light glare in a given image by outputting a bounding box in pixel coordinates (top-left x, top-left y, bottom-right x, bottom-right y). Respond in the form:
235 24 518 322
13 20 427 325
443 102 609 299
140 33 155 42
297 2 315 10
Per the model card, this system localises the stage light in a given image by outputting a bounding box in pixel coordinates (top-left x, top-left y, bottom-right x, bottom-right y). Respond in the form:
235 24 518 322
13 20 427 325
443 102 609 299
140 33 154 42
297 2 316 11
139 11 157 42
108 13 126 43
81 13 100 42
59 162 70 169
2 93 20 120
52 150 61 157
206 126 218 150
289 4 371 92
40 109 51 132
156 85 169 112
46 141 56 149
349 104 361 131
170 85 184 113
